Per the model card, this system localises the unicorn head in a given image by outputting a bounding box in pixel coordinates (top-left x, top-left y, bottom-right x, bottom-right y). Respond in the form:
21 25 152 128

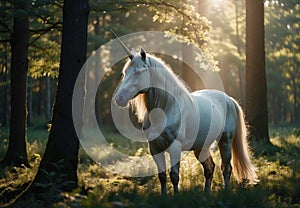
114 48 151 107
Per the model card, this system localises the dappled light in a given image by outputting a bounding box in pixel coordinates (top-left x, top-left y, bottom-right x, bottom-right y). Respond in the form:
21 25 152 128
0 0 299 207
1 129 299 207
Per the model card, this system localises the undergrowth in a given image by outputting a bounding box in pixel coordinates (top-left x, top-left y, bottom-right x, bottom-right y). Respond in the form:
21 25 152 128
0 126 299 207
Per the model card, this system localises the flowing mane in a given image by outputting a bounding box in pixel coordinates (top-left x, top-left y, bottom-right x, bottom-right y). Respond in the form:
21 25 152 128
122 54 192 122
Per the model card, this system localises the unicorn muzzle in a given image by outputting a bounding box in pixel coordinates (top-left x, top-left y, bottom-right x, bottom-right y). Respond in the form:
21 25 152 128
115 94 128 107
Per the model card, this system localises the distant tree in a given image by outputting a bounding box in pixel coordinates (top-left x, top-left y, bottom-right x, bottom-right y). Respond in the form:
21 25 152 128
0 0 10 127
0 0 62 125
31 0 89 189
1 0 29 167
195 0 247 102
265 0 300 125
0 42 9 127
245 0 269 142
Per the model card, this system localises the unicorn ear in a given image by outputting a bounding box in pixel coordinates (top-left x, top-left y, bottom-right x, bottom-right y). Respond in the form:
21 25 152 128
141 48 146 60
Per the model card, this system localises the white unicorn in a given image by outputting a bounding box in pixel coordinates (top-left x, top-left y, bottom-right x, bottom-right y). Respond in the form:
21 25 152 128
113 32 258 195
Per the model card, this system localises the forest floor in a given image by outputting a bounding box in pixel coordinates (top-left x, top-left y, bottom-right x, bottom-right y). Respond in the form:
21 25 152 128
0 124 299 208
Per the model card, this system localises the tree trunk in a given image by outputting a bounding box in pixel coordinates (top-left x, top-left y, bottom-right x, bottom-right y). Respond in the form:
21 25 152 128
291 76 299 124
32 0 89 190
27 77 32 125
1 0 29 167
36 79 44 116
3 64 9 127
235 0 245 106
1 44 9 127
1 0 9 127
3 66 9 127
197 0 209 16
45 76 51 121
245 0 269 142
219 58 229 93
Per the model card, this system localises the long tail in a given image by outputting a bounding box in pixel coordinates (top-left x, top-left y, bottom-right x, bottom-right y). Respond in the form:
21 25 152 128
231 98 258 184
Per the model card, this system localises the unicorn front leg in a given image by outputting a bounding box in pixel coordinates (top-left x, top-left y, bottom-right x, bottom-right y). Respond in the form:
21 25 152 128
168 140 182 195
147 125 171 195
150 149 167 195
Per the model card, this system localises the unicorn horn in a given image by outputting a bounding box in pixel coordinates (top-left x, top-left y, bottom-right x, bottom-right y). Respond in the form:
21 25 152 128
111 30 134 59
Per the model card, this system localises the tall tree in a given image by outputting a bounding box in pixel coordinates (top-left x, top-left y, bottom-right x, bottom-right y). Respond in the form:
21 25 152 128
234 0 245 105
1 42 9 127
245 0 269 142
31 0 89 189
45 76 52 121
1 0 29 167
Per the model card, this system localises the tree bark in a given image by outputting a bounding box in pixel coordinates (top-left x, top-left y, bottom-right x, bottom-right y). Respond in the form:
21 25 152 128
27 77 32 125
45 76 51 121
32 0 89 190
37 79 46 116
235 0 245 106
3 64 9 127
1 38 9 127
1 0 29 167
245 0 269 142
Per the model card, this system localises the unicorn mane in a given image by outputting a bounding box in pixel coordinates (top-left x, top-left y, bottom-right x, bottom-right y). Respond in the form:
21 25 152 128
123 54 192 122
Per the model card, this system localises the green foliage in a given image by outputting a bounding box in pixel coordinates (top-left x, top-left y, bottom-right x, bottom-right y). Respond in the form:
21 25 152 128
265 0 300 124
1 0 299 126
147 1 211 48
0 0 63 79
0 0 300 204
29 36 60 78
27 0 63 78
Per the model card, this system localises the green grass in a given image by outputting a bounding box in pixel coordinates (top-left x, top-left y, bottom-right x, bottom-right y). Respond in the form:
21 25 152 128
0 126 299 207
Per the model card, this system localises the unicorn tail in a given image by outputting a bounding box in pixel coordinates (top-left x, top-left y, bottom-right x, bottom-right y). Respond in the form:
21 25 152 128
231 98 258 185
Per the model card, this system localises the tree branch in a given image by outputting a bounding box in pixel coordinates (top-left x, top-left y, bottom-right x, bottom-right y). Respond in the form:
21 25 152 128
0 39 10 43
106 0 207 46
29 22 62 45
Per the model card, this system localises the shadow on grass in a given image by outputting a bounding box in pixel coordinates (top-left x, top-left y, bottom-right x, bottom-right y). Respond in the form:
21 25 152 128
251 136 300 163
1 126 299 207
251 139 281 158
80 183 288 208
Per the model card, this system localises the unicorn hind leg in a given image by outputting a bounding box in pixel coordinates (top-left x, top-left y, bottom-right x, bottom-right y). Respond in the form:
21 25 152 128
194 149 215 192
218 132 234 190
